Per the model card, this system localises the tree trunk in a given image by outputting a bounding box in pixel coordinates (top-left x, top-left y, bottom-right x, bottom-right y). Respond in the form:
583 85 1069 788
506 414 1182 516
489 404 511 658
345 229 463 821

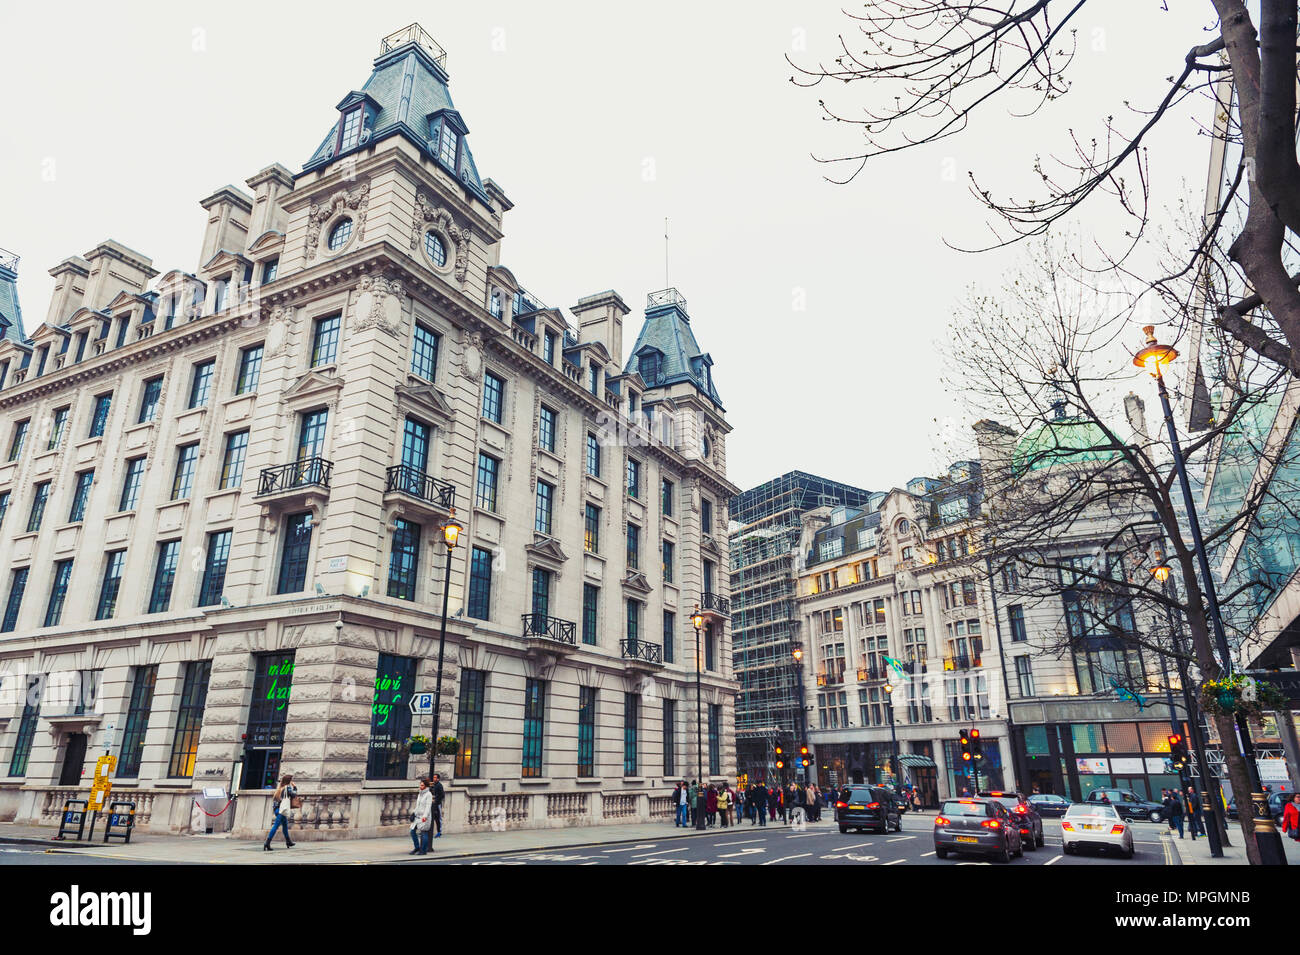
1211 711 1262 865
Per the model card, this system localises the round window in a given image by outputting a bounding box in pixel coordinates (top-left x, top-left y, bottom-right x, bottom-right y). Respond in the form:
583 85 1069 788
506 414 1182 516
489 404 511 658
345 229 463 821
425 231 447 268
328 218 353 251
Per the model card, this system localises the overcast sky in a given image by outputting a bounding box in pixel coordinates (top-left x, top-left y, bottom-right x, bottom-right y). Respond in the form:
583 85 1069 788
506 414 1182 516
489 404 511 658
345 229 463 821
0 1 1218 493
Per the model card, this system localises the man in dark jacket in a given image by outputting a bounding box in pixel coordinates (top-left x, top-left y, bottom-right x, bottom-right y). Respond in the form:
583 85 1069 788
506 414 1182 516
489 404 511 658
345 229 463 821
431 773 446 837
1184 786 1204 839
1163 790 1184 838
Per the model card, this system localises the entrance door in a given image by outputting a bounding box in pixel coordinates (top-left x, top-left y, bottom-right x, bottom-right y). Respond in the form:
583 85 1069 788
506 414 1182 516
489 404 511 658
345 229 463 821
914 766 939 808
59 733 88 786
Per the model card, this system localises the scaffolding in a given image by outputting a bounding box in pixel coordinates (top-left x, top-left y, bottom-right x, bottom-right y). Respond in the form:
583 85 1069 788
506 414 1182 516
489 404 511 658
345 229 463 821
728 471 874 782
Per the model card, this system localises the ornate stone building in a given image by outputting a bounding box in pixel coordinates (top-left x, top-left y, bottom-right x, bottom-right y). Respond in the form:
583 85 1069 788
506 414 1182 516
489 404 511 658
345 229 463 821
0 25 737 839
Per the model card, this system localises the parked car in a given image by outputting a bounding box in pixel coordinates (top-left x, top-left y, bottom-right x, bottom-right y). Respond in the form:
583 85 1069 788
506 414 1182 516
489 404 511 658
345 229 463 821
934 797 1023 862
1084 788 1165 823
1027 793 1072 818
1061 803 1134 858
1227 791 1292 824
979 790 1044 850
835 785 903 834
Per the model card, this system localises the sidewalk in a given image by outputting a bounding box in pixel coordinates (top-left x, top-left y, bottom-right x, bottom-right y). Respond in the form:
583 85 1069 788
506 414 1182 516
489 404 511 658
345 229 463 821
0 815 838 865
1162 821 1300 865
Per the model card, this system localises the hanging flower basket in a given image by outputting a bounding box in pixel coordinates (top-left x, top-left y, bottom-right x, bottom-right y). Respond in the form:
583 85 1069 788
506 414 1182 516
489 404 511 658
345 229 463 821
408 734 430 755
436 736 460 756
1200 675 1288 726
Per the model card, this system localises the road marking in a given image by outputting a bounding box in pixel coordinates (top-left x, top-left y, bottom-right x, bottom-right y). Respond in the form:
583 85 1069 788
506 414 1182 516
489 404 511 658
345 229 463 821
837 842 877 850
1043 854 1063 866
714 838 763 846
761 853 811 865
631 848 685 858
717 847 766 858
921 851 936 857
886 835 915 843
785 833 815 838
883 859 906 865
602 844 658 853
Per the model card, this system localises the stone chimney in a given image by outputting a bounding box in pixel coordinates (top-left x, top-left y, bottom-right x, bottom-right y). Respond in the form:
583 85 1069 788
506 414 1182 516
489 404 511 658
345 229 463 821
245 164 295 240
44 256 90 327
572 290 629 365
81 241 157 312
198 185 253 267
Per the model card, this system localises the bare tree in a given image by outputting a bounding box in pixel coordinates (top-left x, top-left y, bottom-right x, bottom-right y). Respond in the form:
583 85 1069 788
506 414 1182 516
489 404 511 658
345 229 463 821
791 1 1300 376
942 238 1299 862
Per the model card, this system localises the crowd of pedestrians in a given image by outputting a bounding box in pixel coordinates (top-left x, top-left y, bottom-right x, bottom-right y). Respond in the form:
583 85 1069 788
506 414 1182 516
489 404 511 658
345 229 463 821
670 780 834 827
1159 786 1206 840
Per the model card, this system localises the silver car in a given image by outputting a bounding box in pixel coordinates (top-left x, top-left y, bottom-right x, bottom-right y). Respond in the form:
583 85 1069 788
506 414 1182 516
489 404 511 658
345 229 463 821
1061 803 1134 858
934 797 1023 862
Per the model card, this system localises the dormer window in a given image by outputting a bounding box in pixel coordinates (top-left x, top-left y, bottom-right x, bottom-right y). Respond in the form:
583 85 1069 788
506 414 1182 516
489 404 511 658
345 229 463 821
489 289 504 319
638 351 663 385
214 276 231 312
436 122 459 170
339 107 364 152
428 109 470 176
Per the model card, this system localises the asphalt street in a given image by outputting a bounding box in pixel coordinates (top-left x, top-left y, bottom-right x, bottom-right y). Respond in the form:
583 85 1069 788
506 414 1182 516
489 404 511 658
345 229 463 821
430 813 1177 866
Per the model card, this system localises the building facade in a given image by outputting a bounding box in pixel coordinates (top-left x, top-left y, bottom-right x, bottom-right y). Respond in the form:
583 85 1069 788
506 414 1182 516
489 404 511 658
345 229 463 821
0 25 737 839
727 472 871 783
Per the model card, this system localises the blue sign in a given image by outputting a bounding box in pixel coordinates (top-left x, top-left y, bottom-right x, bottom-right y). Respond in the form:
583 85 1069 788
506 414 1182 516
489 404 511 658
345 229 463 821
409 692 435 715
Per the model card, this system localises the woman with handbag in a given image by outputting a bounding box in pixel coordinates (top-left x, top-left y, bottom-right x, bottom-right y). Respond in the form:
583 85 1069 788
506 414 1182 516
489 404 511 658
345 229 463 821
1282 793 1300 841
410 776 434 855
264 773 297 850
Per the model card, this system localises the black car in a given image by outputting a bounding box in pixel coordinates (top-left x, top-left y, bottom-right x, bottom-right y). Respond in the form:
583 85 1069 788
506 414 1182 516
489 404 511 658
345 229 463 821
835 785 904 834
1028 793 1071 818
1227 791 1292 824
979 790 1044 850
1085 788 1165 823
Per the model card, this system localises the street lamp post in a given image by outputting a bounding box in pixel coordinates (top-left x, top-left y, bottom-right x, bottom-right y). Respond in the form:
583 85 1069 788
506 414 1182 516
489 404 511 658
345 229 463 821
792 643 808 783
428 510 463 780
692 607 707 831
883 683 899 786
1135 327 1286 865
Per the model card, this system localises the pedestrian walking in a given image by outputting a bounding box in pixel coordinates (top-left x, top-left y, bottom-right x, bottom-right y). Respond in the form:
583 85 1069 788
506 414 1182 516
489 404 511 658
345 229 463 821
1163 790 1184 838
431 772 445 838
264 773 297 851
688 780 698 826
409 776 433 855
706 784 718 827
676 780 690 827
1184 787 1204 839
1281 793 1300 840
718 783 731 827
756 783 768 826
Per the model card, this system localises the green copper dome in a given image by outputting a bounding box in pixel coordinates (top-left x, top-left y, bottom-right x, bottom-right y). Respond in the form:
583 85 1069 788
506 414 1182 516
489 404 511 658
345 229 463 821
1012 417 1121 473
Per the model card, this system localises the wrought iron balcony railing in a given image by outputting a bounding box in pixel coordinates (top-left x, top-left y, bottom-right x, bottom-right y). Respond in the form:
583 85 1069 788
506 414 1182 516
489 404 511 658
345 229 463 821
622 639 663 665
857 666 883 683
700 591 730 616
817 671 844 687
942 654 981 671
258 457 332 496
385 464 455 510
521 613 576 645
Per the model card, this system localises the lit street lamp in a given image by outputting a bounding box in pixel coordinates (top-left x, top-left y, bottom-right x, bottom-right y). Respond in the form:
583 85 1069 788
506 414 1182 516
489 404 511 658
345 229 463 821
1134 326 1286 865
429 510 463 779
883 682 899 786
692 607 707 830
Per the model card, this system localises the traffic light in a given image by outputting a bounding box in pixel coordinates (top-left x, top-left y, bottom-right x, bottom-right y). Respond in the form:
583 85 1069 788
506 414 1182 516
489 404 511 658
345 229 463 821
971 727 984 762
799 744 811 768
959 731 972 765
1167 733 1189 770
774 744 785 771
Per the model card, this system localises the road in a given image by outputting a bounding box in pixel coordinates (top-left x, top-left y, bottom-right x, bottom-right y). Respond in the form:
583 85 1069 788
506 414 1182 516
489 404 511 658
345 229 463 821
429 813 1176 866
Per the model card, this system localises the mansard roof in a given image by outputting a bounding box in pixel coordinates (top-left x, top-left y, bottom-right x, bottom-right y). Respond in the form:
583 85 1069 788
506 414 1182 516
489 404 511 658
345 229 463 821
623 288 723 409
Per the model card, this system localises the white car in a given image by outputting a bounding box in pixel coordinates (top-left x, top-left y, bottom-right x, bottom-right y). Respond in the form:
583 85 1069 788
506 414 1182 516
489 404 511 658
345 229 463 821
1061 803 1134 858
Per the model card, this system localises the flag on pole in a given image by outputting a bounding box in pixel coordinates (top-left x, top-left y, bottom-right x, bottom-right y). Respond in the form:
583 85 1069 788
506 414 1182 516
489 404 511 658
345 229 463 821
883 655 911 683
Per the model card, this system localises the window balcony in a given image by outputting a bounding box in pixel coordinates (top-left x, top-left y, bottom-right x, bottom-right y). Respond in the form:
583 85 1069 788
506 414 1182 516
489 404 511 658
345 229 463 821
816 671 844 687
257 457 332 502
385 464 455 517
622 638 663 669
698 591 730 621
522 613 577 650
942 653 981 671
857 665 884 683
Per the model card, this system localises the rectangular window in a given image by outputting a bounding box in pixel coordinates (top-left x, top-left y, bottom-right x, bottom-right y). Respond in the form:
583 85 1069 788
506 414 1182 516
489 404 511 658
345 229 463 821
68 470 94 522
339 107 363 150
454 669 486 778
543 331 556 364
149 540 181 612
589 364 600 396
626 523 640 570
626 599 640 652
311 314 341 366
584 503 600 553
213 278 229 313
44 558 74 627
220 430 249 489
297 409 328 461
467 546 493 620
873 598 886 624
276 513 313 594
701 498 713 535
118 666 158 778
261 258 278 284
7 677 40 776
1015 656 1035 697
624 693 639 776
538 405 556 454
411 322 440 381
586 432 600 477
578 686 596 778
663 700 676 776
197 530 232 607
482 371 504 423
662 539 674 583
582 583 599 645
522 679 546 778
437 120 459 168
96 550 127 620
475 453 499 511
0 490 8 531
367 653 418 780
138 376 163 423
47 407 69 450
171 443 199 499
535 480 554 535
705 623 716 671
89 393 112 437
663 610 675 664
188 359 215 407
662 478 674 517
401 417 430 473
530 567 551 620
2 568 29 632
8 420 29 462
27 482 50 532
708 703 721 776
963 579 977 605
167 660 212 778
120 457 146 510
626 458 641 498
386 519 421 601
1008 604 1027 642
235 345 263 394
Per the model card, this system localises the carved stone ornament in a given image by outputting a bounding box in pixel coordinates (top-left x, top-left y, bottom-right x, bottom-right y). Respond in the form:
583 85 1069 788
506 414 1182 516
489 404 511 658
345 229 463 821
411 191 472 287
351 274 405 338
461 332 483 376
266 306 292 356
306 181 371 259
